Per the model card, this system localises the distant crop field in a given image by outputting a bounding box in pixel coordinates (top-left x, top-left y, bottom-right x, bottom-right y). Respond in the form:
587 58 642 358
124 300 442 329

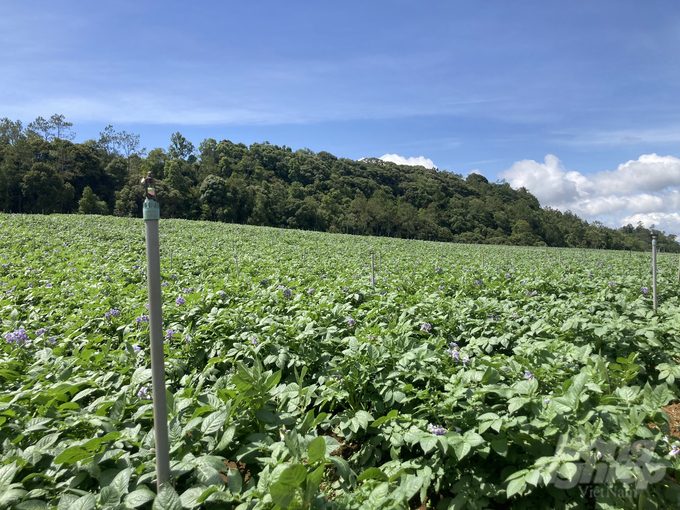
1 214 680 509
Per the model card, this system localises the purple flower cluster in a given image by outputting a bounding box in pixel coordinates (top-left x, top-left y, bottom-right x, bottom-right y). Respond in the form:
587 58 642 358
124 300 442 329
218 290 226 298
161 281 169 287
420 322 432 333
347 317 356 327
36 328 46 336
137 386 151 399
526 290 538 297
641 287 649 294
136 315 149 325
6 328 28 345
104 309 120 320
251 336 258 347
608 281 616 288
307 288 316 295
434 266 442 272
262 278 269 285
473 280 483 286
446 342 460 359
525 370 534 381
132 345 142 352
283 288 292 299
428 423 447 436
505 273 512 279
175 297 186 306
165 330 177 340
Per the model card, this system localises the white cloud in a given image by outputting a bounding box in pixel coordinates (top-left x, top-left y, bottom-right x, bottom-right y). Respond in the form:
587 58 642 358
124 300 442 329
379 154 437 169
499 153 680 236
501 155 582 204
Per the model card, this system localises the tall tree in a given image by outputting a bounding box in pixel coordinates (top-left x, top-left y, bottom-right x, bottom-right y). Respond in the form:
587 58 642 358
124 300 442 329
27 116 54 141
168 132 194 161
20 162 65 214
50 114 76 141
0 118 24 146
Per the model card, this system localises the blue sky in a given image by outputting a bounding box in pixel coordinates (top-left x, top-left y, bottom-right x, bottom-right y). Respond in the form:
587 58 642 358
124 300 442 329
3 1 680 233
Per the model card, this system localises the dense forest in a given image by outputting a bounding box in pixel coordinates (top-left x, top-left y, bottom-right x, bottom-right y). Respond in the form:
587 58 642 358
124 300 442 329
0 115 676 251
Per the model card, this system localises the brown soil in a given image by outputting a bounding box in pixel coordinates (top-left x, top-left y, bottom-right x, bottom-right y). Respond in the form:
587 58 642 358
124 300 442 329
222 460 251 484
320 428 360 459
662 400 680 440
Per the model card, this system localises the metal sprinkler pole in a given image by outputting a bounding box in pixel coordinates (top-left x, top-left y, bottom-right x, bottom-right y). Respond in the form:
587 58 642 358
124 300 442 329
371 250 375 289
652 235 658 312
141 173 171 489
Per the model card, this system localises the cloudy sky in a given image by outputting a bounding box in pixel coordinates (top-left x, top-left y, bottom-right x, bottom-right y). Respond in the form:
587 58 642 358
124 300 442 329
2 1 680 233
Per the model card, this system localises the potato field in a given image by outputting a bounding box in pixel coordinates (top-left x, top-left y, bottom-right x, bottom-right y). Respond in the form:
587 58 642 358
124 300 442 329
1 214 680 509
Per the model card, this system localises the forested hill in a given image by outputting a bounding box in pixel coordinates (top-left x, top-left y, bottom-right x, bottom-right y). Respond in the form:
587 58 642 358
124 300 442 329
0 116 676 250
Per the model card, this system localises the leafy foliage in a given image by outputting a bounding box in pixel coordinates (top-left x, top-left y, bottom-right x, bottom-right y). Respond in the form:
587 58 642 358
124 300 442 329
0 214 680 508
2 115 679 250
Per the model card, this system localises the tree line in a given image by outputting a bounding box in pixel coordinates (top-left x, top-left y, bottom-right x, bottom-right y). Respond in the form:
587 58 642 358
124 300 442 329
1 115 676 251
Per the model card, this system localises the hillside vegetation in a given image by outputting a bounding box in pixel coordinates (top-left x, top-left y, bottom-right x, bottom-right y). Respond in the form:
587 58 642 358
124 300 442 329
0 115 676 250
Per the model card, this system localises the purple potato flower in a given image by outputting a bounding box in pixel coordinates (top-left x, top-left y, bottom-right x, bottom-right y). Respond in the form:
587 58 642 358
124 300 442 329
670 445 680 458
6 328 28 345
428 423 447 436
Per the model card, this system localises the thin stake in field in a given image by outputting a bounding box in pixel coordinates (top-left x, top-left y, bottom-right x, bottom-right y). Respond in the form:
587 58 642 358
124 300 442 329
652 235 658 311
140 172 171 489
371 250 375 289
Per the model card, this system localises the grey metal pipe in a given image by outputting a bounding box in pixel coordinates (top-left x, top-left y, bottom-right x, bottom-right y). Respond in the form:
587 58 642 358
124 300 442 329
652 236 658 311
143 198 171 489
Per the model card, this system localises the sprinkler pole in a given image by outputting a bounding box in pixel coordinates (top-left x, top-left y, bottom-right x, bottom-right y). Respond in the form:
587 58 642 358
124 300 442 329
652 235 658 312
141 173 171 489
